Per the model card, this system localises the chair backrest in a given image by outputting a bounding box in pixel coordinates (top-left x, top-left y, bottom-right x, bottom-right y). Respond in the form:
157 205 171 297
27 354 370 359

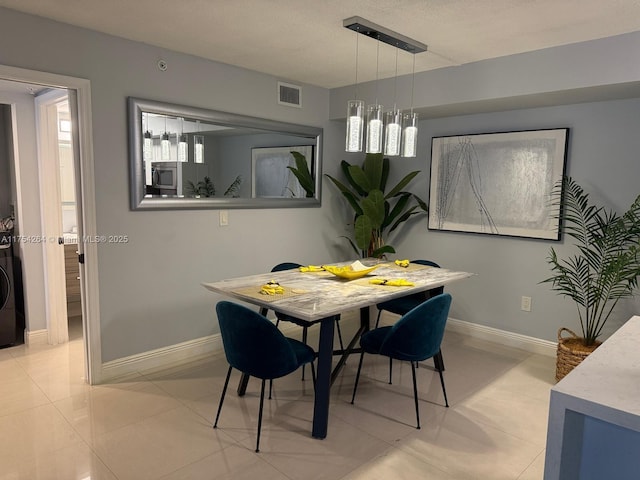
412 260 444 297
272 262 302 272
380 293 452 362
216 301 299 379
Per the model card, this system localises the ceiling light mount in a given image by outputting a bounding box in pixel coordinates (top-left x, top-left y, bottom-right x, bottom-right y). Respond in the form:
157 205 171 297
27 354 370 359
343 16 427 54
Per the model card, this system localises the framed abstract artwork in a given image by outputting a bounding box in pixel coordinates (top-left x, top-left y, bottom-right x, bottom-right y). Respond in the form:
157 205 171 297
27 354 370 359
429 128 569 240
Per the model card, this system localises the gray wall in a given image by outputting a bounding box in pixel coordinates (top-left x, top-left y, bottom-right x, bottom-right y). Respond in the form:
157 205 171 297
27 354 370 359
1 5 639 366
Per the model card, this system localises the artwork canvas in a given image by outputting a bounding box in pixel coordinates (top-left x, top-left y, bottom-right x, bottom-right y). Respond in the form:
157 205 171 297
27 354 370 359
251 146 313 198
429 129 568 240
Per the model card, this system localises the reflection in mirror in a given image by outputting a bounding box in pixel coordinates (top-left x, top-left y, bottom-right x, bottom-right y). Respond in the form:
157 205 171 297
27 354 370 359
128 98 323 210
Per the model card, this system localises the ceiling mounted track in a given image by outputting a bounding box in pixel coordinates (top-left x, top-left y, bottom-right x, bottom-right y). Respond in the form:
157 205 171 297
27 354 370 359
343 16 428 54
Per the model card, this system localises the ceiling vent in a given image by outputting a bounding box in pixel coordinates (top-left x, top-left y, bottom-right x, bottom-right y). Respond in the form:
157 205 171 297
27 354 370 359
278 81 302 108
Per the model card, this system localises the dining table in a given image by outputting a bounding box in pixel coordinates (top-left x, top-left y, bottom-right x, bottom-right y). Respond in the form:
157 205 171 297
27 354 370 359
202 259 473 439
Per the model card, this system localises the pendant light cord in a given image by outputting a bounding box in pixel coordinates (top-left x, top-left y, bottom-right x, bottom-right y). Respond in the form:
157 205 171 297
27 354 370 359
375 34 380 104
393 46 398 110
354 28 359 100
410 54 416 114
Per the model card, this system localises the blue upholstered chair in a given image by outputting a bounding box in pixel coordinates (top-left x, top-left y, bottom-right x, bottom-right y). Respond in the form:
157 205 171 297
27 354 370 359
351 293 452 429
266 262 344 380
213 301 316 452
375 260 446 381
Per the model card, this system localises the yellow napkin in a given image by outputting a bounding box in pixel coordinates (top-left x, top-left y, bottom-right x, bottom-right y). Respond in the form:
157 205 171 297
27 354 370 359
395 259 410 268
299 265 325 272
260 280 285 295
369 278 415 287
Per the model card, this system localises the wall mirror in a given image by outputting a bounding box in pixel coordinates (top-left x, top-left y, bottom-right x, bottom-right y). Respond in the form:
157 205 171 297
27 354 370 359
128 97 323 210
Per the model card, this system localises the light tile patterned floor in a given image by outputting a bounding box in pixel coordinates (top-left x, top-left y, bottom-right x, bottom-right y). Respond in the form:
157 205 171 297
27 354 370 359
0 313 554 479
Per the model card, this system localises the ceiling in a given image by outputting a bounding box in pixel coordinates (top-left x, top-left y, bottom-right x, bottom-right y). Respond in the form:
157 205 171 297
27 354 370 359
1 0 640 89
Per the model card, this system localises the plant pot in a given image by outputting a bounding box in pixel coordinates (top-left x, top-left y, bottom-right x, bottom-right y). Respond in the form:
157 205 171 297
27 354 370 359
555 328 601 382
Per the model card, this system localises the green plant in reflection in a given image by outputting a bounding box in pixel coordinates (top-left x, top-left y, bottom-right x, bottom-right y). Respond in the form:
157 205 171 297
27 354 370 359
287 151 315 198
184 175 242 198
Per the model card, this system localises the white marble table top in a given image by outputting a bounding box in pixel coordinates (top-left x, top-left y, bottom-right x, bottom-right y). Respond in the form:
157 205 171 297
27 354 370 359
202 260 474 323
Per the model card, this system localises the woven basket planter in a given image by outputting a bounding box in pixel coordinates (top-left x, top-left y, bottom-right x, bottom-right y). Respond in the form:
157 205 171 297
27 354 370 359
555 328 601 382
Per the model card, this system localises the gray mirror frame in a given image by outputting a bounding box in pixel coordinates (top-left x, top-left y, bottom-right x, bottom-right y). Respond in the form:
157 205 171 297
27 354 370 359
128 97 323 210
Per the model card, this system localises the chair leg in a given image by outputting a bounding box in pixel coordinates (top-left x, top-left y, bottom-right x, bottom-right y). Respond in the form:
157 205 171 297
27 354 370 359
310 361 316 390
411 361 421 429
269 379 273 400
214 365 233 429
374 309 382 328
335 318 345 351
434 349 445 372
437 365 449 408
388 357 393 384
351 351 366 404
256 379 266 453
301 326 308 380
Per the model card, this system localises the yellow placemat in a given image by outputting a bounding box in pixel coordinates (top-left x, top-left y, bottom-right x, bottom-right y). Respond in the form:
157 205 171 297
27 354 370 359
232 285 308 302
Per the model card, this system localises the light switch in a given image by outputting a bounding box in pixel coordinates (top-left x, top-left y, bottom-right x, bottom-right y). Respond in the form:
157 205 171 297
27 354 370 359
219 210 229 226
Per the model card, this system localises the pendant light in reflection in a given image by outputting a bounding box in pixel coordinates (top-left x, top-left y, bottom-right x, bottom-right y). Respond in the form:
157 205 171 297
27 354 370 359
365 37 383 154
142 113 153 162
177 117 188 163
345 27 364 152
194 120 204 164
160 115 171 161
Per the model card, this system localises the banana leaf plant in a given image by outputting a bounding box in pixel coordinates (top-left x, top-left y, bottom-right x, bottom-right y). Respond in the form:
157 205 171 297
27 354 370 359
287 151 315 198
541 177 640 346
325 153 428 258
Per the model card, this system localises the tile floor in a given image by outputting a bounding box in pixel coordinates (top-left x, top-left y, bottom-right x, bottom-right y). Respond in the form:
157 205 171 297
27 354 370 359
0 313 555 479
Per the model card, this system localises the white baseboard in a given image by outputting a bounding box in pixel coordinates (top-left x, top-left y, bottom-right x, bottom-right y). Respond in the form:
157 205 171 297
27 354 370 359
98 317 555 383
25 329 48 345
446 317 556 357
101 334 223 382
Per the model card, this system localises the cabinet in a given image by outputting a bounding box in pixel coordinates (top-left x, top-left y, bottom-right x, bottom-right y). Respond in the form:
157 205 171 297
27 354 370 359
64 244 81 317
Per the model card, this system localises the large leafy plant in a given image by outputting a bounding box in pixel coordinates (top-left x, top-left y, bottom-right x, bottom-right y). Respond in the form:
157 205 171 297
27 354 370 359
287 151 315 198
542 177 640 346
325 153 428 258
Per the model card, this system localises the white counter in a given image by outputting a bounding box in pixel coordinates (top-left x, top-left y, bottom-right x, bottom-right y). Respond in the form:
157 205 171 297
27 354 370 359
544 316 640 479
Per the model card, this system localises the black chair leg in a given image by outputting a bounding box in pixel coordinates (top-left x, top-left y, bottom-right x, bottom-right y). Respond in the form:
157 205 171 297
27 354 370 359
256 379 266 452
310 361 316 390
374 309 382 328
388 357 393 384
434 349 445 372
438 365 449 408
269 379 273 400
301 326 308 380
214 365 232 429
335 318 345 351
351 351 366 404
411 361 421 429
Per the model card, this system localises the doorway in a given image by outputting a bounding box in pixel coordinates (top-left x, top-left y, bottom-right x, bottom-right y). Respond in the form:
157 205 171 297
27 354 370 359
0 64 101 384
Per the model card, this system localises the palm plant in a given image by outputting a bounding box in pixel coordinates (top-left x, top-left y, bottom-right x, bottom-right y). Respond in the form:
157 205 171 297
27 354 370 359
325 153 428 258
542 177 640 346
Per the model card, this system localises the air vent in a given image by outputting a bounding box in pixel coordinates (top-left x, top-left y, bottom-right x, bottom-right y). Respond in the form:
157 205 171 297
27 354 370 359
278 81 302 108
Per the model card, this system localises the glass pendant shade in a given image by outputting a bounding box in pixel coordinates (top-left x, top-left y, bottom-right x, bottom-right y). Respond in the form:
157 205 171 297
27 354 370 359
384 109 402 156
177 133 188 162
366 104 384 154
401 113 418 158
194 135 204 164
160 132 171 160
143 130 153 162
345 100 364 152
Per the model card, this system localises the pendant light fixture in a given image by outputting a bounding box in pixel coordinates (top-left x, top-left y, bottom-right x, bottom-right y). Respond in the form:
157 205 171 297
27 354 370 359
384 47 402 156
401 54 418 158
194 120 204 164
345 26 364 153
366 37 383 154
160 115 171 161
343 17 427 158
177 117 188 163
142 112 153 162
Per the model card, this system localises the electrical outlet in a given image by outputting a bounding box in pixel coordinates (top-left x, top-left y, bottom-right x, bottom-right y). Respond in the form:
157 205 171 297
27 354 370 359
521 296 532 312
219 210 229 226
